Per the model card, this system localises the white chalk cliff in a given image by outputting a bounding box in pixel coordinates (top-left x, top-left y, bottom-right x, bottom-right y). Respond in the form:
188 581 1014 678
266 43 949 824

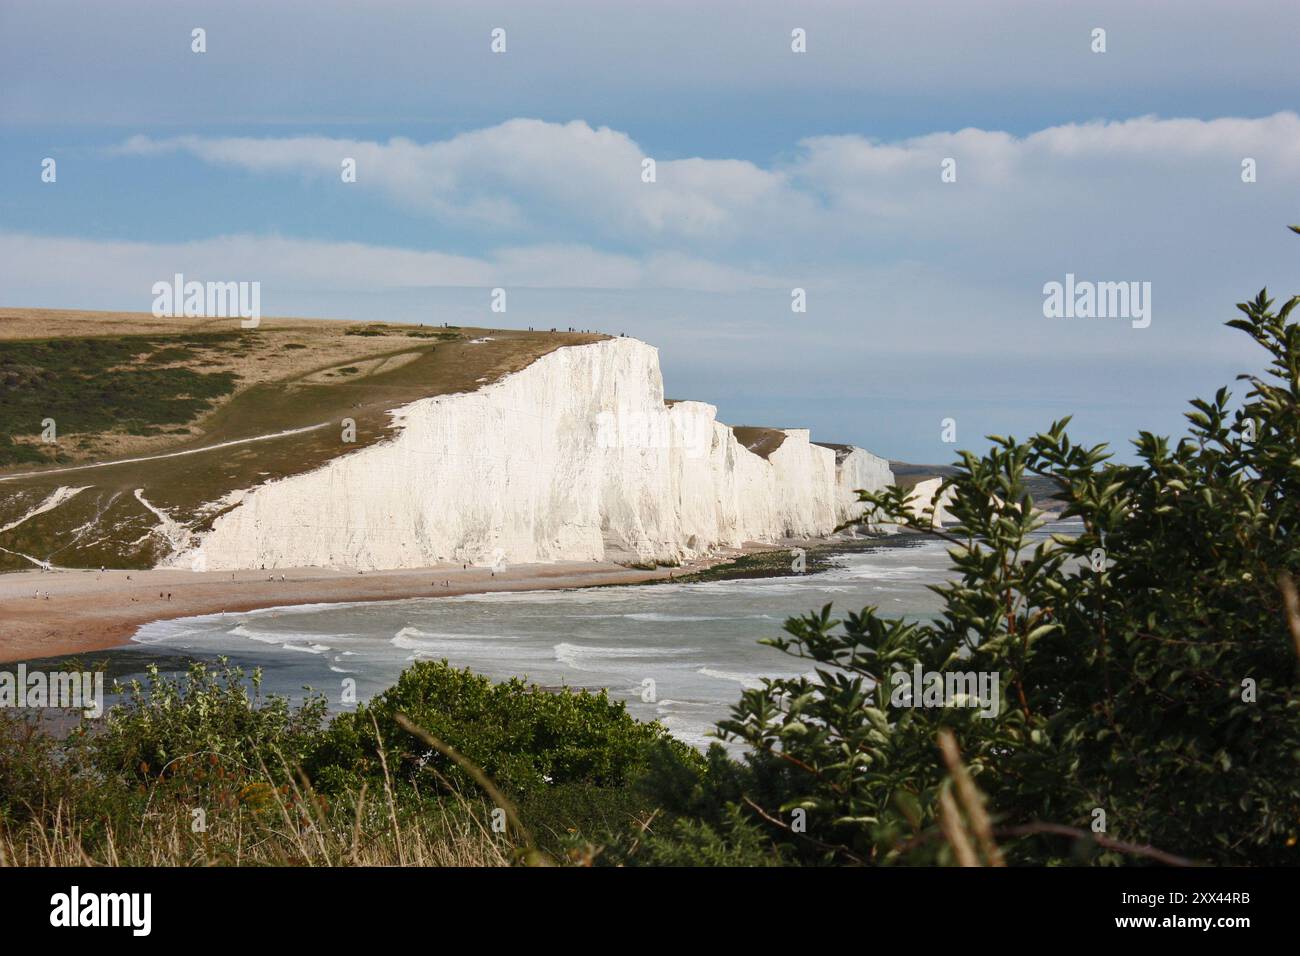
905 477 956 527
181 338 895 571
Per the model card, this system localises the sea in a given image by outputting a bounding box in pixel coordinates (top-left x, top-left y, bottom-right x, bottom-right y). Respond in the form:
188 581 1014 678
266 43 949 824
101 524 1076 749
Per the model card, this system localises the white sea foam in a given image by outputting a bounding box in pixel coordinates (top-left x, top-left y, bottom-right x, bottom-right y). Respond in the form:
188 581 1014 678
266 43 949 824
696 667 766 689
220 624 331 654
444 589 639 606
652 715 718 750
553 642 689 670
614 612 733 622
391 626 491 649
228 624 285 644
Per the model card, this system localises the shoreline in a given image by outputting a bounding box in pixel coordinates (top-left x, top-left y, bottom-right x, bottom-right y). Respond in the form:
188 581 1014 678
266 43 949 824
0 559 715 664
0 532 924 665
0 543 823 664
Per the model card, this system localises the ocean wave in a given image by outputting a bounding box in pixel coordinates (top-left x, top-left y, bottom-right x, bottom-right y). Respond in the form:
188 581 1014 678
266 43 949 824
131 619 214 645
655 697 713 712
228 623 289 644
444 588 641 606
695 667 766 689
388 627 554 669
221 624 331 654
680 580 812 596
392 626 490 650
582 611 774 623
624 612 733 622
651 714 719 751
554 642 689 670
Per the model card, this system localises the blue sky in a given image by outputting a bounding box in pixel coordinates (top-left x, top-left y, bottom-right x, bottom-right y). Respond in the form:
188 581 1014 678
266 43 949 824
3 0 1299 463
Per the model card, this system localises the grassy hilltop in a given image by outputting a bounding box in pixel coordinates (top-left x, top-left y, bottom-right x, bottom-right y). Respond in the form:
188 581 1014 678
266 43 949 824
0 309 602 571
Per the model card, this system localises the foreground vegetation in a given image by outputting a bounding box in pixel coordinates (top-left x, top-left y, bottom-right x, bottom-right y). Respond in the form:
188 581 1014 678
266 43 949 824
0 658 706 866
3 239 1299 865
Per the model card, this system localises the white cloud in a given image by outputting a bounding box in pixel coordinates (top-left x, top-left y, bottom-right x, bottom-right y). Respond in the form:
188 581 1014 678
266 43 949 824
114 120 806 244
115 112 1300 264
12 113 1299 367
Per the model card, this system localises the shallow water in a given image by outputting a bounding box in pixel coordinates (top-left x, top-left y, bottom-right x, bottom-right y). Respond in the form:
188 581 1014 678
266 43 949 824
122 523 1079 747
125 537 958 748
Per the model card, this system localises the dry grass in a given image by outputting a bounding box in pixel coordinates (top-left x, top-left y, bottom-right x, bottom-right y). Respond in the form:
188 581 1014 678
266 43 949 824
0 703 558 867
0 736 521 867
0 797 513 867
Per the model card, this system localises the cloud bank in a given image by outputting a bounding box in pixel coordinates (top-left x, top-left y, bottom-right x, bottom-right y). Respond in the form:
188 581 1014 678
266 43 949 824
112 112 1300 267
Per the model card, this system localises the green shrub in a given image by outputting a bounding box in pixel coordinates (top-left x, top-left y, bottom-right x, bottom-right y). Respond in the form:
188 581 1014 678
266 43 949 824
0 711 89 825
0 334 237 440
307 660 692 802
93 659 327 786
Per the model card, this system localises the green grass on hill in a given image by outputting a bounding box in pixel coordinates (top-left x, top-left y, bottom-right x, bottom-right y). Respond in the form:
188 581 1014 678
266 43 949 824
0 333 240 464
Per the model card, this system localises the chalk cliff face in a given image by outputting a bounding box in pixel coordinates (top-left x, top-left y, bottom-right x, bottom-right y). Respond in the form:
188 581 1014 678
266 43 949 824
181 338 895 571
824 445 895 531
905 477 955 527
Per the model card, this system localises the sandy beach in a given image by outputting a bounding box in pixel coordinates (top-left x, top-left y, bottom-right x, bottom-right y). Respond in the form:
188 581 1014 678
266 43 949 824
0 556 741 664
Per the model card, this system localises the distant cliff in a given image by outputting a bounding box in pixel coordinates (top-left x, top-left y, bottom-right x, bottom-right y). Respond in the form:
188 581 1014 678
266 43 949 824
180 338 895 571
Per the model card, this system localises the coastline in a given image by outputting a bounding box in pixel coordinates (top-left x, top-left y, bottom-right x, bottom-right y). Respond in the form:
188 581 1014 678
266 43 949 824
0 531 923 665
0 545 817 664
0 559 713 664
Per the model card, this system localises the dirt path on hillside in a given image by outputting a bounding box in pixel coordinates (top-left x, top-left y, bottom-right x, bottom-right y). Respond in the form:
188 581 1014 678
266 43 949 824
0 422 333 483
